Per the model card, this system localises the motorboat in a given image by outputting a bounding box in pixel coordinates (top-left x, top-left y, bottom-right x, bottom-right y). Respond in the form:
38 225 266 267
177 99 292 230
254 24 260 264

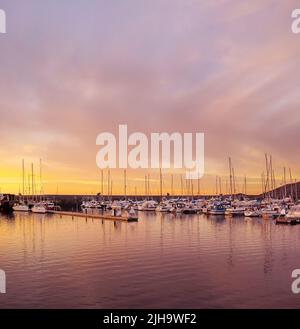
81 199 101 209
31 203 47 214
261 205 280 218
244 208 262 217
286 205 300 223
13 203 30 212
169 202 186 213
210 204 226 215
138 200 158 211
225 207 246 216
182 202 198 214
155 202 173 212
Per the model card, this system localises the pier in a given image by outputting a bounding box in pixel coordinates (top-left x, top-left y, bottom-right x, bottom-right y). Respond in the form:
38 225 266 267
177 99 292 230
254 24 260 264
48 210 138 222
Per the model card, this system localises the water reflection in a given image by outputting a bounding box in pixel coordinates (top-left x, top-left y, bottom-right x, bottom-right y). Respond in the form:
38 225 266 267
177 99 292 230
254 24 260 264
0 212 300 308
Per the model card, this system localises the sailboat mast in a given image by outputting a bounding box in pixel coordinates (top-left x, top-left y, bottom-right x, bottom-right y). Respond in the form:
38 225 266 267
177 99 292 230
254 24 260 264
22 159 25 196
289 168 293 200
261 172 264 197
191 181 194 199
269 156 273 198
107 170 110 199
284 167 287 198
274 172 276 197
180 176 183 196
229 157 233 197
28 174 31 196
31 163 34 201
39 158 43 200
124 170 127 200
264 154 270 199
101 170 103 196
159 168 162 200
232 168 236 195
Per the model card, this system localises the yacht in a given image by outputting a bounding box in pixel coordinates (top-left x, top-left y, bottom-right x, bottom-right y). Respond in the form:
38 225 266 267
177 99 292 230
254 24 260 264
244 208 262 217
182 202 198 214
286 205 300 222
81 199 101 209
155 202 172 212
261 205 280 218
169 202 186 213
31 203 47 214
138 200 158 211
225 207 246 216
39 200 60 211
210 204 226 215
13 203 30 212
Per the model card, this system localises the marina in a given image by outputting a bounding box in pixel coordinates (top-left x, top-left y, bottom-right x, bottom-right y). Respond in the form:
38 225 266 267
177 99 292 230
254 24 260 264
1 158 299 308
1 209 300 308
1 0 300 316
3 185 300 225
3 154 298 226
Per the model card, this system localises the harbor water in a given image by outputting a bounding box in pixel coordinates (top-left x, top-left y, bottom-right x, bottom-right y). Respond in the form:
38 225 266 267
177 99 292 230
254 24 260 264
0 211 300 308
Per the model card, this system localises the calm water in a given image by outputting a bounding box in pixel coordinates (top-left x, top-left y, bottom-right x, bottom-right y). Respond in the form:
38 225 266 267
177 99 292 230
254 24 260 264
1 211 300 309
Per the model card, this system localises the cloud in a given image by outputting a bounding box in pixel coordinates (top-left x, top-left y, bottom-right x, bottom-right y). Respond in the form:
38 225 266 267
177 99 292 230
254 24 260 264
0 0 299 193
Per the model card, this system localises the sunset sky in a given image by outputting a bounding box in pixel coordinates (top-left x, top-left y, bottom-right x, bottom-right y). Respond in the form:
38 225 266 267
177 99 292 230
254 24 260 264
0 0 300 195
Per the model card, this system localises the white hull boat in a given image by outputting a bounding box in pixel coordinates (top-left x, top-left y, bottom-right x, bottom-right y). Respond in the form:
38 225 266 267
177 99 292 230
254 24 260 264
139 201 158 211
225 207 246 216
244 209 262 217
13 204 30 212
31 205 47 214
286 205 300 221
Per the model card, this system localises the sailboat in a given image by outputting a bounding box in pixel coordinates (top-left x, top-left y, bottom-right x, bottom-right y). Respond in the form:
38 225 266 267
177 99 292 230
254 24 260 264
286 205 300 222
13 160 30 212
31 203 47 214
127 207 138 221
138 200 158 211
244 208 262 217
13 203 30 212
155 200 173 212
210 203 226 215
31 161 47 214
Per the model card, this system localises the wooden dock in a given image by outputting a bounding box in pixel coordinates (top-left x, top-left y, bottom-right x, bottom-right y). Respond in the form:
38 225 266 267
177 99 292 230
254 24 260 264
48 211 138 222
